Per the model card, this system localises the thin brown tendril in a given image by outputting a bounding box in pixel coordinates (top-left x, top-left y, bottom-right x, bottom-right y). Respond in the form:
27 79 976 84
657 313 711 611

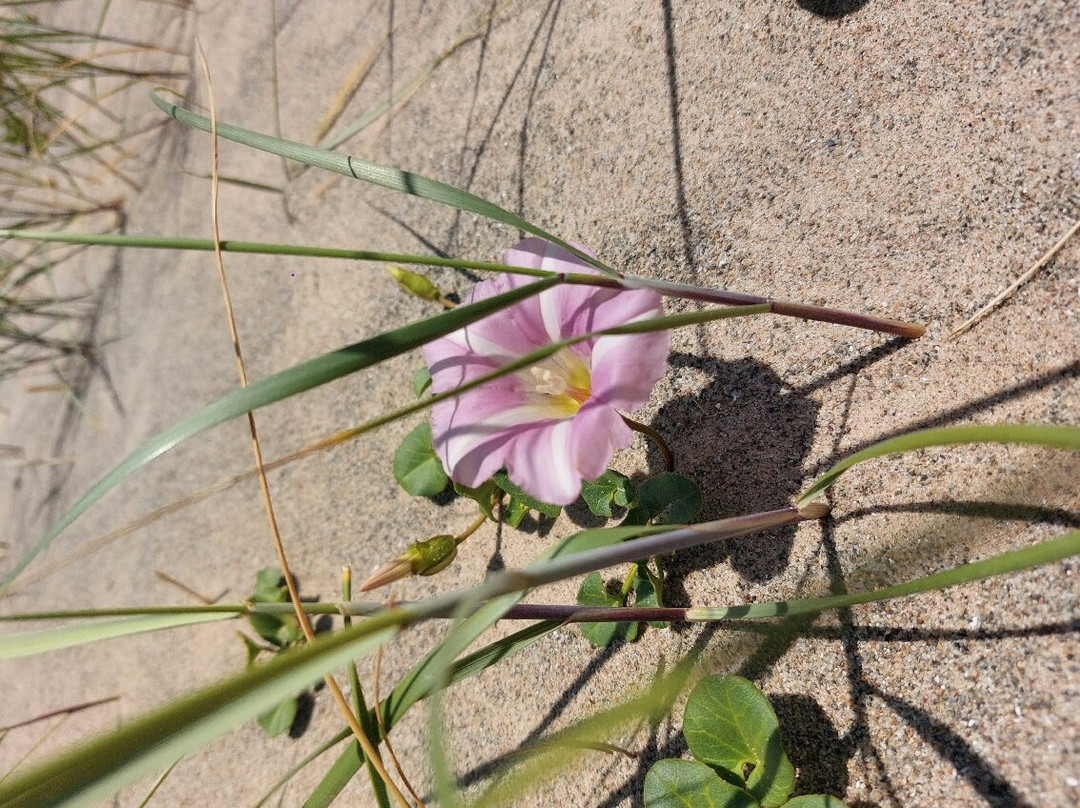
621 414 674 471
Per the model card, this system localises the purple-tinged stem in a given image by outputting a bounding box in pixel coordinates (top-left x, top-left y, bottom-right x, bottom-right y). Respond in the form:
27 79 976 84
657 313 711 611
609 275 926 338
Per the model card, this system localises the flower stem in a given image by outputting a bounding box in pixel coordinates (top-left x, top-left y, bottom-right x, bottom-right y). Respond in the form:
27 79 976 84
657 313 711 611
454 510 489 545
619 564 639 601
621 415 674 471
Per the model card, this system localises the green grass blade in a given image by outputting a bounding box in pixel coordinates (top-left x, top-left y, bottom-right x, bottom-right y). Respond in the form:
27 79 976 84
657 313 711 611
470 659 693 808
688 528 1080 620
0 616 404 808
149 94 615 276
311 525 657 802
309 620 565 803
302 739 364 808
798 423 1080 505
0 612 238 661
0 276 558 591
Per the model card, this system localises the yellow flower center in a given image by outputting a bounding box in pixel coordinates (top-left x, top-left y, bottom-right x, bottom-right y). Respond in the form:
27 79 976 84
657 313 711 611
520 347 592 417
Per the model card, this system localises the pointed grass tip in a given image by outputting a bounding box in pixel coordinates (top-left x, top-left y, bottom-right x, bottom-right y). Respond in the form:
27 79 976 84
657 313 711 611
797 502 830 520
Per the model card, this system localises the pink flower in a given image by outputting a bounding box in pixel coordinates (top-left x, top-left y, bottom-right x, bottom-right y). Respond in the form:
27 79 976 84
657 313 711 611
422 238 670 505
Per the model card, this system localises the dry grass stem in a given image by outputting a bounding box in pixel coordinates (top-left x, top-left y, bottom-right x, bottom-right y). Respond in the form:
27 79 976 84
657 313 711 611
949 216 1080 338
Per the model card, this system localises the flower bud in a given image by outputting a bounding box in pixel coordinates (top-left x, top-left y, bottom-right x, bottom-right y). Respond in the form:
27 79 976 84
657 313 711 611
413 534 459 576
359 534 458 591
386 264 442 302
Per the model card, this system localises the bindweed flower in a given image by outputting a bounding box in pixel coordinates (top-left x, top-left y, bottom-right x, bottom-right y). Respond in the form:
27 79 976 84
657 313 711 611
422 238 670 505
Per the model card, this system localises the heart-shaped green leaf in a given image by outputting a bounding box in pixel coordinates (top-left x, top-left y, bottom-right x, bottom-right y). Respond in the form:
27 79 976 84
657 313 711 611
253 567 287 601
623 472 702 526
684 676 795 807
257 697 298 737
644 759 758 808
783 796 849 808
580 470 634 518
454 479 498 521
392 422 450 496
412 366 433 397
576 572 637 646
633 563 668 628
493 471 562 527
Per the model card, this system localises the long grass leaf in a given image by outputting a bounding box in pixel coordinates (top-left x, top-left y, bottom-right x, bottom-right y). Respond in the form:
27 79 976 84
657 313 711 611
685 528 1080 620
471 660 693 807
0 613 237 662
311 523 661 803
0 229 924 335
149 94 615 276
798 423 1080 505
0 616 404 808
0 277 559 591
302 738 364 808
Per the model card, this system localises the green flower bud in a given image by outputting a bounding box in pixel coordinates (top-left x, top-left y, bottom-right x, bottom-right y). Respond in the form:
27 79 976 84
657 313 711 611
387 264 441 302
359 534 459 591
412 534 458 576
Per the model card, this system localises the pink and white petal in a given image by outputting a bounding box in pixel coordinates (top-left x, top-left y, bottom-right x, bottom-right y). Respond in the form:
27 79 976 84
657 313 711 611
503 237 598 275
502 417 582 505
567 401 634 483
552 285 664 348
433 401 559 487
501 402 633 504
539 281 606 343
590 329 670 411
586 285 665 333
504 238 604 343
439 430 512 489
423 338 504 392
430 277 551 362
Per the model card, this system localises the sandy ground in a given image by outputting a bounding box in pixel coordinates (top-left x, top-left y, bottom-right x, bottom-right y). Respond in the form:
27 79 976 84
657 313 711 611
2 1 1078 806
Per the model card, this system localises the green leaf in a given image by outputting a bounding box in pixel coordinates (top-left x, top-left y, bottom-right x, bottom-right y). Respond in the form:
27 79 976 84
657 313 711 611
503 497 529 528
392 422 450 496
783 797 848 808
304 739 363 808
238 632 264 666
684 528 1080 621
257 698 299 737
253 567 287 601
798 423 1080 505
412 367 432 397
633 563 668 629
493 471 562 525
623 472 703 526
1 274 560 592
644 759 758 808
248 612 301 648
0 612 236 662
580 470 634 518
151 94 615 276
453 479 497 521
0 615 402 807
684 676 795 807
576 573 637 646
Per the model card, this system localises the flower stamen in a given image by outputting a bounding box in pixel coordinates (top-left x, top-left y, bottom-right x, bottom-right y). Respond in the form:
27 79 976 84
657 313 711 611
520 347 591 415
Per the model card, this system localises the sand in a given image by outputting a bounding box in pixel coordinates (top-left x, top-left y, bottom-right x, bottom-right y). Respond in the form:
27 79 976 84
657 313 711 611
1 0 1078 805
